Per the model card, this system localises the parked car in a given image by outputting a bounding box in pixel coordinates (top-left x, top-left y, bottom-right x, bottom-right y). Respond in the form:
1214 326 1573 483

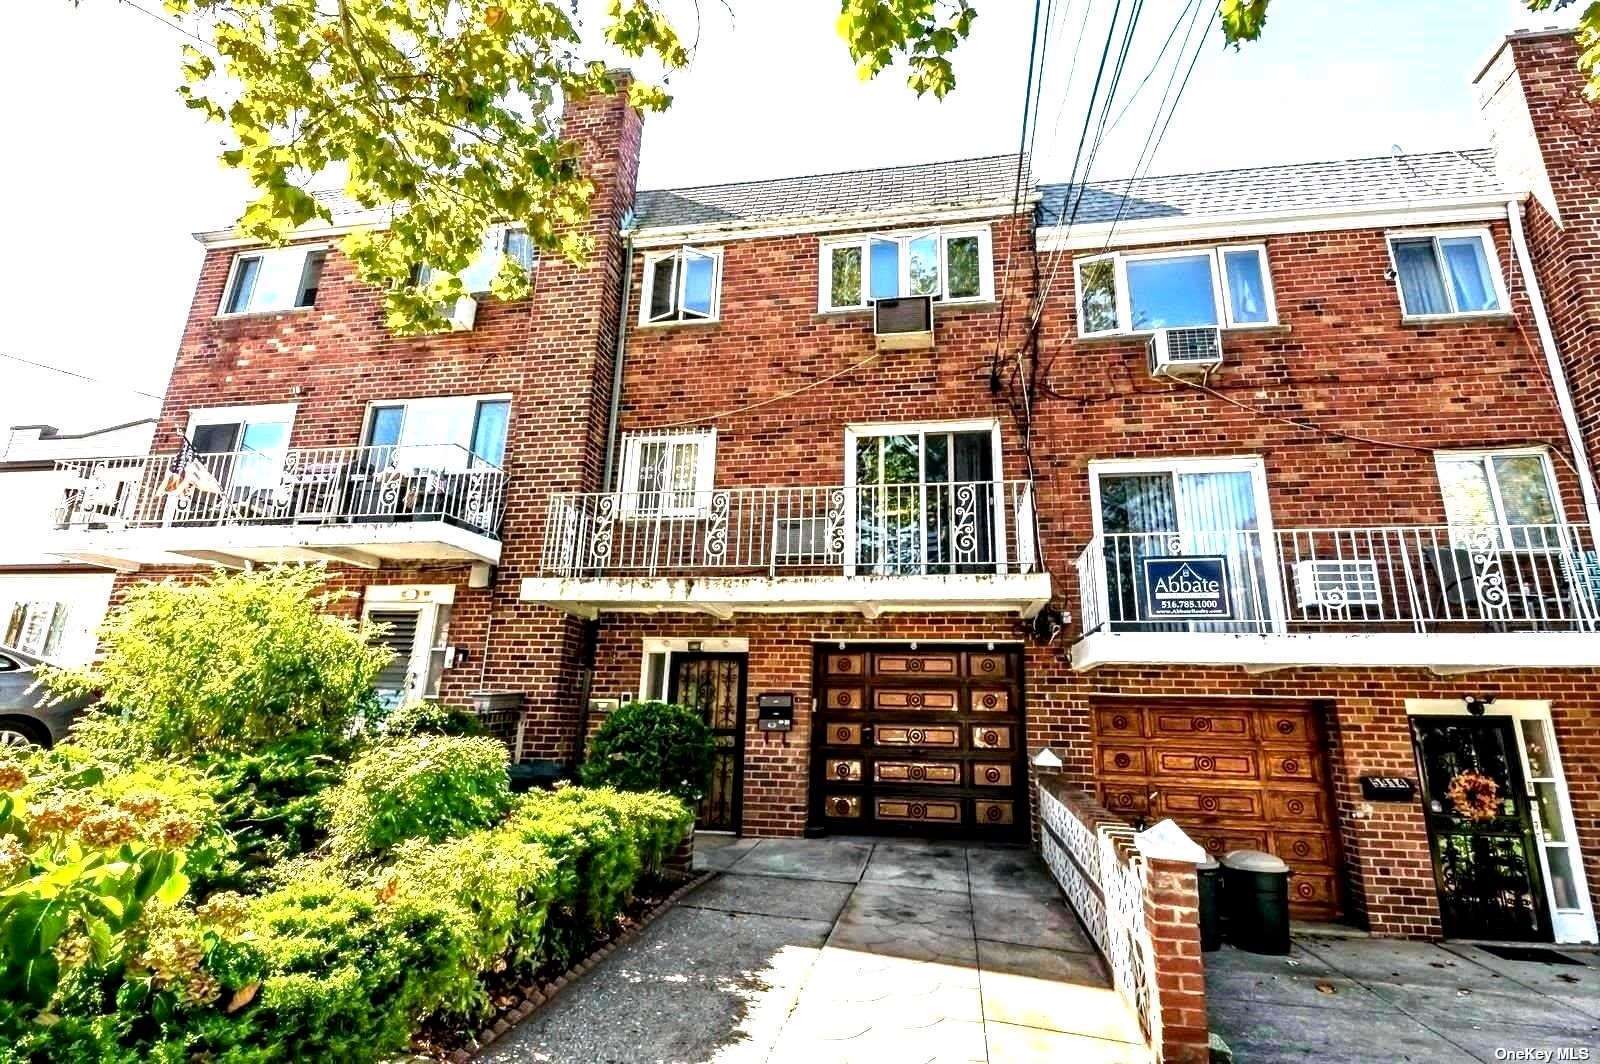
0 645 95 750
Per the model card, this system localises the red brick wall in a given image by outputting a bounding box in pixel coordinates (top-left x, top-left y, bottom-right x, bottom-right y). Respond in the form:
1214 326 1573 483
1491 33 1600 478
124 80 644 760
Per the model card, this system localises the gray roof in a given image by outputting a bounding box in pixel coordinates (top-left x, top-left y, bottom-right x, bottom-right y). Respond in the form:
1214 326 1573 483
1037 149 1502 227
631 153 1026 232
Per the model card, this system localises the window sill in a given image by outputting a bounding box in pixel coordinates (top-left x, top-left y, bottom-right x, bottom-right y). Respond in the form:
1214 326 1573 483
635 316 722 330
1400 312 1514 326
814 298 999 319
1074 323 1292 344
213 306 317 323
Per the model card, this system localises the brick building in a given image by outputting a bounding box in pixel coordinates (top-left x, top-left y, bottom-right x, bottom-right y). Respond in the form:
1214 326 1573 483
44 34 1600 944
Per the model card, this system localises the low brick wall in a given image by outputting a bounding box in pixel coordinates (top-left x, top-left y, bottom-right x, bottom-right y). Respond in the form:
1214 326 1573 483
1037 778 1209 1064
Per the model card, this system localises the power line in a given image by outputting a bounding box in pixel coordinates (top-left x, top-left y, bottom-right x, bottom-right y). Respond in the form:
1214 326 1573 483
115 0 217 52
0 352 165 402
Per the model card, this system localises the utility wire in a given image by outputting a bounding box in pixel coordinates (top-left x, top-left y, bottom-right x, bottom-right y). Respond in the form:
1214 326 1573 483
0 352 165 402
660 350 885 428
115 0 217 52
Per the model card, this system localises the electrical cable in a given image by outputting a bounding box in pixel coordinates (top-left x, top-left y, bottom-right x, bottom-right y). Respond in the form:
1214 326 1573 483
0 352 164 401
658 350 886 428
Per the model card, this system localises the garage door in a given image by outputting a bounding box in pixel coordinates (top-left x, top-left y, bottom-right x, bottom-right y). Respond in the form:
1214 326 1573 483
1093 696 1343 920
811 643 1026 838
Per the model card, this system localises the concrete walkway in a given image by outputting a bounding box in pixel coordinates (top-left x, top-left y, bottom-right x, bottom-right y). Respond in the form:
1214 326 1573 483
481 835 1150 1064
1207 933 1600 1062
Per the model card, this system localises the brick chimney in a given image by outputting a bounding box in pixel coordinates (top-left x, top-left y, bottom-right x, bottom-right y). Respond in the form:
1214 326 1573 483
1474 29 1600 481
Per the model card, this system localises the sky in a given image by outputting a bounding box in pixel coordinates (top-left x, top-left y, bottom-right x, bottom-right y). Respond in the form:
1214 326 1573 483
0 0 1576 438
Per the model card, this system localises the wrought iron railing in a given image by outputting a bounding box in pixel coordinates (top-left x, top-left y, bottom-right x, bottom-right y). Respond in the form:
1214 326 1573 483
53 444 507 538
1075 524 1600 636
540 480 1040 578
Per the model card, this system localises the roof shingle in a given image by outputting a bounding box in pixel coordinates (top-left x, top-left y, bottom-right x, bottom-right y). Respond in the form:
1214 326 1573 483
630 153 1026 232
1036 149 1502 228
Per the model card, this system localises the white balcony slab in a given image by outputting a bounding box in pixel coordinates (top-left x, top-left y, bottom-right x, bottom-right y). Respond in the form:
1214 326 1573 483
520 572 1053 619
48 519 501 570
1070 630 1600 673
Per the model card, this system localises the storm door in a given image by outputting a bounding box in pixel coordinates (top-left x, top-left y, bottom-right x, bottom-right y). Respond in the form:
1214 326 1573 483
668 653 747 833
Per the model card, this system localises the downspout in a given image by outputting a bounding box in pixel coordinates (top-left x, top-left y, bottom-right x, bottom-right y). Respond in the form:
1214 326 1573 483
576 231 634 767
1505 198 1600 534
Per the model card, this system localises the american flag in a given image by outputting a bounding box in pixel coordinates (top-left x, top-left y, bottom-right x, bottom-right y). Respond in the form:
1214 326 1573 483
162 434 224 496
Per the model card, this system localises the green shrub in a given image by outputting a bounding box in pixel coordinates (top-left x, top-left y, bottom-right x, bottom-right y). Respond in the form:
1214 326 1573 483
381 699 486 738
579 701 714 803
45 567 392 761
553 787 694 875
324 735 512 857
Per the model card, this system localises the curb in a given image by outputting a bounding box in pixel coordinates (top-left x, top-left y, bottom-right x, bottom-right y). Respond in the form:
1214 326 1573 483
457 868 718 1060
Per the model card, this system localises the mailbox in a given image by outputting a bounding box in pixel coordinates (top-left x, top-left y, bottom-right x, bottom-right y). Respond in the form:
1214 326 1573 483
757 692 794 732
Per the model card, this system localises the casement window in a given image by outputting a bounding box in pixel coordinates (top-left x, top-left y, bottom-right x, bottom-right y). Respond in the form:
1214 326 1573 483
1387 229 1506 318
640 247 723 324
1436 448 1562 547
1074 244 1275 336
219 246 327 315
185 403 296 488
819 226 993 311
617 429 716 515
362 395 511 471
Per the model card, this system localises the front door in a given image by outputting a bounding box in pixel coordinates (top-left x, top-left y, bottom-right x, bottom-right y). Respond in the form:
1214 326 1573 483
668 652 747 833
1412 715 1551 941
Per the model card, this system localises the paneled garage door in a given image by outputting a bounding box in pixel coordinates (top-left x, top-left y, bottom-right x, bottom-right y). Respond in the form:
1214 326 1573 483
1093 696 1343 919
811 643 1026 838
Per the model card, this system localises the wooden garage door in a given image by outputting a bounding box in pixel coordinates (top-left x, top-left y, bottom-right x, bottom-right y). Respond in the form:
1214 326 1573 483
811 643 1025 838
1093 697 1343 919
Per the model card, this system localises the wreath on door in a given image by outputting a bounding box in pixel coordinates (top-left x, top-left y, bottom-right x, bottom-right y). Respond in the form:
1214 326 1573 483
1446 770 1501 822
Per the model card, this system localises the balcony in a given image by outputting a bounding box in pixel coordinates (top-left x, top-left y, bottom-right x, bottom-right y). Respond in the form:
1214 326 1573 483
519 480 1051 618
1072 524 1600 672
48 444 506 571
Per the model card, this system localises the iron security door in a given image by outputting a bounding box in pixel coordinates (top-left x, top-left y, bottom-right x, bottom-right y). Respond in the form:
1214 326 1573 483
669 653 747 833
811 643 1025 838
1412 715 1551 941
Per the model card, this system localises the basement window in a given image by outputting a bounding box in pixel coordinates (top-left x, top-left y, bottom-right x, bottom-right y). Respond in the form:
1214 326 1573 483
220 246 327 316
1388 229 1506 318
640 246 722 324
819 225 993 311
1073 244 1275 336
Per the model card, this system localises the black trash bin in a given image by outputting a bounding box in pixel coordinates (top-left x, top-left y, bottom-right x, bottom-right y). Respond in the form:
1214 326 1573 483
1221 849 1291 955
1196 857 1224 952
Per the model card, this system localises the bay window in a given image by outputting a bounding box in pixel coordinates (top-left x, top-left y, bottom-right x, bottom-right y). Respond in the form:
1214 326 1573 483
1388 229 1506 318
1074 244 1276 336
820 226 992 311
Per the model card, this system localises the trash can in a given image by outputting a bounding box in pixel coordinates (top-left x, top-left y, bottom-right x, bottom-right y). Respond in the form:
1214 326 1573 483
1221 850 1291 955
1196 857 1224 952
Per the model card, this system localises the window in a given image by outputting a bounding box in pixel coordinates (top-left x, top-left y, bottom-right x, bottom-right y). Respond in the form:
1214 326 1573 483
1090 457 1280 629
459 225 536 295
186 403 296 488
363 587 453 708
1073 244 1276 336
1388 230 1505 318
819 226 992 311
846 421 1002 575
363 395 511 471
1436 449 1562 547
618 429 716 514
4 602 67 659
219 246 327 315
640 247 722 324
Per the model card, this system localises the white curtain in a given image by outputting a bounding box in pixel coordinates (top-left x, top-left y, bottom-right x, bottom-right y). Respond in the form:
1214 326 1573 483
1176 471 1268 626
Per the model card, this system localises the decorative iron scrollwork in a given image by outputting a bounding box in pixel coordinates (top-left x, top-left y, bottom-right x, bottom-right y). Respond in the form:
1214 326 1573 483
704 490 730 562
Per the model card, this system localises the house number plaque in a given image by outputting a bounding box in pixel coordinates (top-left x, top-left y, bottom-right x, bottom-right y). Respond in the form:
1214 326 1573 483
1360 776 1417 802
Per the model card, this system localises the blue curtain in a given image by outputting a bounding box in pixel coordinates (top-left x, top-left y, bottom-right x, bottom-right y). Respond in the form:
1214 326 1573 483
1394 239 1449 315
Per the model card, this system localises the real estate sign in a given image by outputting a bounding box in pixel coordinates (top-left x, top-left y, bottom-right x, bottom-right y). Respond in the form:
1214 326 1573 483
1141 556 1232 620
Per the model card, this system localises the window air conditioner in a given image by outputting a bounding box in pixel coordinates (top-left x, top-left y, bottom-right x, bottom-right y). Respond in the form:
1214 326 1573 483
448 295 479 332
1293 559 1383 609
874 295 934 350
1147 326 1222 377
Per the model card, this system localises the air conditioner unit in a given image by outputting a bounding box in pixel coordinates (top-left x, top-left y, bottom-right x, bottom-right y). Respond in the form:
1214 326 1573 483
1293 559 1383 609
1147 326 1222 377
874 295 934 350
448 295 479 332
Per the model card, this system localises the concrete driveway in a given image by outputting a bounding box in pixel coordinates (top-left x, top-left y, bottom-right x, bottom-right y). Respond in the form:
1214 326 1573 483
1206 933 1600 1062
481 835 1150 1064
